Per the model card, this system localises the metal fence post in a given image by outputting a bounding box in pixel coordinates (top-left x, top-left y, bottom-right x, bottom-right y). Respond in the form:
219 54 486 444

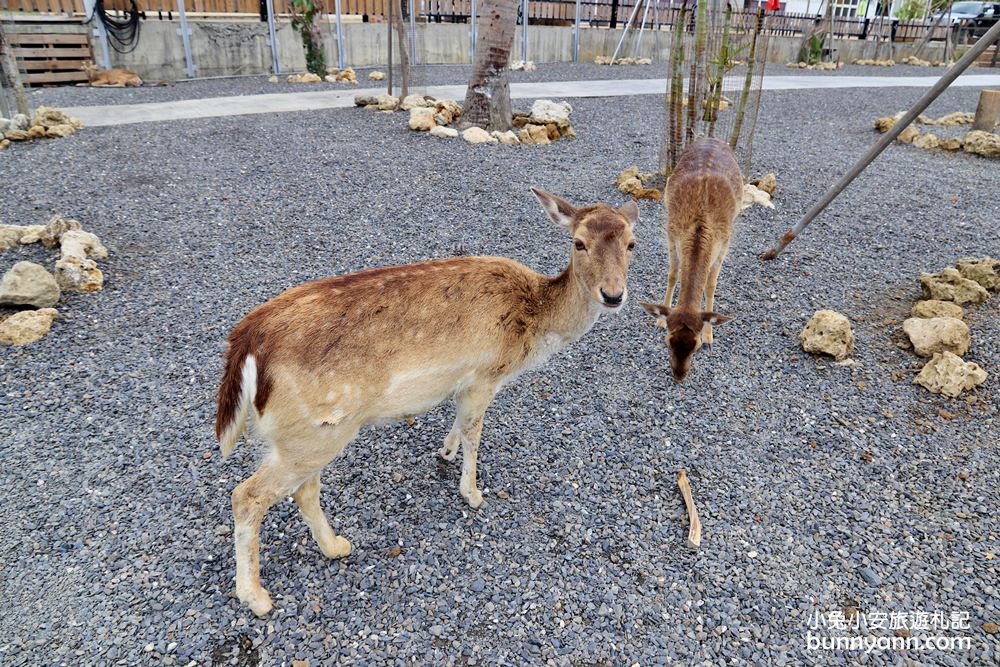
176 0 197 77
84 0 113 69
469 0 477 62
264 0 280 74
521 0 528 61
573 0 581 62
334 0 346 69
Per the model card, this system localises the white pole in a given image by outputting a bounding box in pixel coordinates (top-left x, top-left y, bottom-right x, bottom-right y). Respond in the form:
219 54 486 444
610 0 644 63
334 0 345 68
574 0 581 62
409 0 417 63
633 0 651 59
265 0 281 74
176 0 197 77
84 0 113 70
521 0 529 61
470 0 478 62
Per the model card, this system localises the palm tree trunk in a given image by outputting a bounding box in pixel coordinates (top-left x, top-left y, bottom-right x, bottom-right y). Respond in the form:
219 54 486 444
462 0 519 131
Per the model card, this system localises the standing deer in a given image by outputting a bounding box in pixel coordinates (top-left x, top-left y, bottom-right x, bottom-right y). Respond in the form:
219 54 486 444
216 189 638 616
640 138 741 383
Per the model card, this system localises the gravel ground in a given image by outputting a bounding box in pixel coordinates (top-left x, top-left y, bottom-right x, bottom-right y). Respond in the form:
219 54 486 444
29 60 961 109
1 82 998 666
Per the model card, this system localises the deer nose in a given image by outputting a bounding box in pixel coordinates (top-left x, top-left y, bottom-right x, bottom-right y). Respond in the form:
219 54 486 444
600 289 623 306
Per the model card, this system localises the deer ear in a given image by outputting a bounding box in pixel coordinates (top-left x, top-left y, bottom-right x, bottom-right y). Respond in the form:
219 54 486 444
619 200 639 227
702 312 733 326
640 301 670 318
531 187 577 229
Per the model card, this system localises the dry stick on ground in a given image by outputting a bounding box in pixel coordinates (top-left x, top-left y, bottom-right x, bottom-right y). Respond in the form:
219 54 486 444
677 470 701 550
972 89 1000 132
760 19 1000 261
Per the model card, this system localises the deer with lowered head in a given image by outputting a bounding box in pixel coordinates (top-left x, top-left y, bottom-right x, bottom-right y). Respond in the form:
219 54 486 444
216 189 638 615
640 137 741 383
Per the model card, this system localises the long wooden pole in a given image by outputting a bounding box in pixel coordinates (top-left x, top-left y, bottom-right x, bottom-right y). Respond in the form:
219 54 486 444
761 19 1000 261
972 89 1000 131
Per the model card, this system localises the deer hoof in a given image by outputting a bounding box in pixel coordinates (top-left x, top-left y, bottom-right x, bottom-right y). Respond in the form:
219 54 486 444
238 585 274 617
319 535 352 559
463 489 484 509
438 433 460 462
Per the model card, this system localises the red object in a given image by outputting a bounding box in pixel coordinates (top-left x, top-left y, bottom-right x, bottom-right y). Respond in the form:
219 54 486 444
766 0 781 10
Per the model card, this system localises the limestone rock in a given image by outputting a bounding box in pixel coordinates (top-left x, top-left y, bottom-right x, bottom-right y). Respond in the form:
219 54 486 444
902 317 970 357
528 100 572 127
741 183 774 210
935 111 974 125
749 172 776 196
434 100 462 126
920 268 989 305
492 130 520 145
956 257 1000 291
911 300 964 319
561 125 577 139
900 55 933 67
875 112 905 133
799 310 854 360
896 125 919 144
400 94 431 111
368 71 385 81
27 125 46 139
0 261 60 308
518 124 550 145
0 308 58 346
375 94 399 111
510 60 536 71
287 72 322 83
615 167 656 195
5 129 30 142
354 95 378 107
334 68 357 84
594 55 612 65
635 57 652 65
12 113 29 131
963 130 1000 158
462 127 498 144
55 230 108 292
40 215 82 248
429 125 458 138
268 75 279 83
0 139 9 150
912 132 939 149
940 137 963 151
408 107 437 131
31 107 82 131
914 351 987 397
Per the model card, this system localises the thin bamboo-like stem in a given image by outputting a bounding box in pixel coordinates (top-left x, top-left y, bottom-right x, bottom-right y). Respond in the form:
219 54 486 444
704 3 732 134
685 0 708 142
729 7 763 150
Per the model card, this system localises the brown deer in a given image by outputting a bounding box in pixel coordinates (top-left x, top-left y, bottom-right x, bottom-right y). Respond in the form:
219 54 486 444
77 60 143 87
640 138 741 383
216 189 638 616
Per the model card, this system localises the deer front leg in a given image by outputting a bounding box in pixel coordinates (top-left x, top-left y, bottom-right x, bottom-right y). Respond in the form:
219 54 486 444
438 423 461 462
703 258 724 349
658 243 680 329
451 382 496 509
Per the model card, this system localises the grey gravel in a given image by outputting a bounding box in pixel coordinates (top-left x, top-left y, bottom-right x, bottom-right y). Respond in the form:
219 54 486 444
1 72 998 666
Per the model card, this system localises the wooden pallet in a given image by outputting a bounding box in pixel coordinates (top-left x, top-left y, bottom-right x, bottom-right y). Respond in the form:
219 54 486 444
8 29 93 85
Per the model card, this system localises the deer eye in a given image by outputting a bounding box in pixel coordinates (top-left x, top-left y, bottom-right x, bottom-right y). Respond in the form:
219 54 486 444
627 241 636 251
574 239 587 251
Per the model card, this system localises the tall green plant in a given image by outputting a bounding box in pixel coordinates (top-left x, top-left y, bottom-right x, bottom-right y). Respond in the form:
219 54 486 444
291 0 326 77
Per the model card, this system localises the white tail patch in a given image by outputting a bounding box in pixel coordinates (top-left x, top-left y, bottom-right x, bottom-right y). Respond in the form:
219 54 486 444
220 354 257 459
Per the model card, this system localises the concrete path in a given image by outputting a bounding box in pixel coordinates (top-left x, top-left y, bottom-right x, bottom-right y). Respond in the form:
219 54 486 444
64 74 1000 127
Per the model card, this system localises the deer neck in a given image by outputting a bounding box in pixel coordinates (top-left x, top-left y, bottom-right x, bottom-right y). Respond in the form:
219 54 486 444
534 263 602 344
675 232 713 314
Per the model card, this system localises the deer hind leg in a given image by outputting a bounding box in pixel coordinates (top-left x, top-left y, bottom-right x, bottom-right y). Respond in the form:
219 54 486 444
292 473 352 560
450 382 496 509
231 457 305 617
